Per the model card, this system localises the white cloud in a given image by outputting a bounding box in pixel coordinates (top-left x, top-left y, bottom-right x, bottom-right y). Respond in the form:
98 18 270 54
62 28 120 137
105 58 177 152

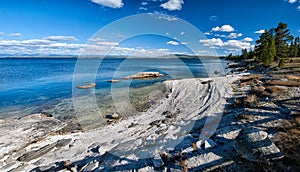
91 0 123 8
44 36 78 41
0 37 188 57
180 32 185 35
0 39 84 55
224 40 251 50
157 15 178 21
228 33 243 38
139 7 148 10
109 47 182 57
211 25 235 32
298 6 300 10
298 29 300 32
199 38 224 47
167 40 180 45
214 34 226 38
254 29 266 34
287 0 297 4
0 32 4 35
88 37 106 42
141 2 148 5
9 33 22 37
243 37 254 42
160 0 184 11
204 32 212 35
95 41 119 46
199 38 251 50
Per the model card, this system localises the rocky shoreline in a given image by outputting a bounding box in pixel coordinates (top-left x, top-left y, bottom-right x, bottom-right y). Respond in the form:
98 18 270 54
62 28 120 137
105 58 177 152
1 60 299 171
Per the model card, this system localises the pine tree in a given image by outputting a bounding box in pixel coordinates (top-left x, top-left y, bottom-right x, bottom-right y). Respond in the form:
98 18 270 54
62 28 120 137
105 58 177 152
241 49 249 59
255 29 276 66
274 22 293 61
295 37 300 57
289 41 298 57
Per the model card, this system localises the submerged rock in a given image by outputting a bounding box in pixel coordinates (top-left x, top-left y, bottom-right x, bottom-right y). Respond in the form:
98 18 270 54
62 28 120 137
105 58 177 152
234 127 284 162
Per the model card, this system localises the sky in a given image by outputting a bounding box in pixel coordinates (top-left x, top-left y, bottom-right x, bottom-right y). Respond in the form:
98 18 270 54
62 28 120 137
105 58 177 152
0 0 299 56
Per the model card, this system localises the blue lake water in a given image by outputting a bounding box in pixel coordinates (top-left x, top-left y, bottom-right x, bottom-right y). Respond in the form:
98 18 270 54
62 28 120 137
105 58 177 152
0 57 228 120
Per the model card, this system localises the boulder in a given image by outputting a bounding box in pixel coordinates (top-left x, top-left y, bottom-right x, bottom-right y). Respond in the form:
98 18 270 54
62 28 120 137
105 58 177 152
234 127 284 162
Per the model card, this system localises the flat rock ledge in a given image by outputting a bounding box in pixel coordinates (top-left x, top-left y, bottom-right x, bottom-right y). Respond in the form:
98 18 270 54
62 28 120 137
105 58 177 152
0 113 66 171
123 72 164 80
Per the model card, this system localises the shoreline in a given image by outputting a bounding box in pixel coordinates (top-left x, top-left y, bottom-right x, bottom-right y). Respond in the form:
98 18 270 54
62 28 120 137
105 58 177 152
0 75 238 171
2 60 299 171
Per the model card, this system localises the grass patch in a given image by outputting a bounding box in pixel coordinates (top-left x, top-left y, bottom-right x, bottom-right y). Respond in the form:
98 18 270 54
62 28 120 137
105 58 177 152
265 79 300 87
266 85 288 95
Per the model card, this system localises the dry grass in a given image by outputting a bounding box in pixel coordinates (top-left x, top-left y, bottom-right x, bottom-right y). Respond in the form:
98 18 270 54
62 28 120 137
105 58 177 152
283 62 300 68
245 94 258 106
284 75 300 81
266 79 300 87
288 57 300 63
239 82 246 88
239 75 262 85
295 116 300 127
266 85 288 95
228 72 300 171
180 159 188 172
240 114 255 120
271 126 300 171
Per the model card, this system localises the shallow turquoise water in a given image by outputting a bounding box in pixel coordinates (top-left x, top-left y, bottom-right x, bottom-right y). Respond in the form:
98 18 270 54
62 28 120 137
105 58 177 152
0 57 228 120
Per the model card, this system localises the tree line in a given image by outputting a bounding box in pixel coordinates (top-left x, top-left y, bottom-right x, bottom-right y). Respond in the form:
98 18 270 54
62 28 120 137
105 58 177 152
228 22 300 67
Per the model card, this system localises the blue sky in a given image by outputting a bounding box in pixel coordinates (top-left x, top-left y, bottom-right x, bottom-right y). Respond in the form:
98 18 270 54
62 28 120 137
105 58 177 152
0 0 299 56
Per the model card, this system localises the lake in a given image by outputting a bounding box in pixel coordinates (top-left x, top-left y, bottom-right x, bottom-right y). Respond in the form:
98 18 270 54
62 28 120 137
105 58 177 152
0 57 228 127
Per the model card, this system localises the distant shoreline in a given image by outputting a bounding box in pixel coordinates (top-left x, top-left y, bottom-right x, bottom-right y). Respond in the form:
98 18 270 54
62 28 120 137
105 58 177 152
0 55 225 59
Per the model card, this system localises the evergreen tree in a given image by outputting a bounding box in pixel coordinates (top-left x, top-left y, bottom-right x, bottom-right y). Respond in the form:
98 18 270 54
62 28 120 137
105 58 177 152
289 41 298 57
241 49 249 59
248 49 255 59
255 29 276 66
274 22 293 61
295 37 300 56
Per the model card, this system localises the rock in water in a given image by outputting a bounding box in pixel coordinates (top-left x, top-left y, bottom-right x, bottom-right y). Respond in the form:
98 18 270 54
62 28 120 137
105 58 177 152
76 83 96 89
234 127 284 162
107 79 120 83
123 72 164 80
